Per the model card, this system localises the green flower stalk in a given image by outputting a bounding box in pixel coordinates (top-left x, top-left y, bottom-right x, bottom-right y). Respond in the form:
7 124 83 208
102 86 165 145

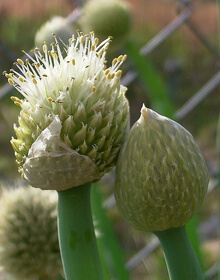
35 16 75 47
6 32 129 280
80 0 131 49
0 186 61 280
115 105 209 280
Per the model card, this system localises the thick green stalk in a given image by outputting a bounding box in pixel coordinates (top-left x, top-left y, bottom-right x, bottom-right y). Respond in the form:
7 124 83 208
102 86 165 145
57 183 104 280
154 226 204 280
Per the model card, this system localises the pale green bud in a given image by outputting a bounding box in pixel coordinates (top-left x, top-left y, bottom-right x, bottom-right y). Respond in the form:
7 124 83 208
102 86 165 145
0 186 62 280
115 105 209 232
35 16 74 47
80 0 131 47
7 32 129 190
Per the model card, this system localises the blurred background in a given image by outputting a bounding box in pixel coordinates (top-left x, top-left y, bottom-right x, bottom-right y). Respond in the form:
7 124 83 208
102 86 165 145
0 0 219 279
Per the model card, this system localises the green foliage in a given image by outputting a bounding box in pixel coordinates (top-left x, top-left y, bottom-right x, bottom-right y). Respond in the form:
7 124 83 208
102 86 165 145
125 38 175 118
91 184 130 280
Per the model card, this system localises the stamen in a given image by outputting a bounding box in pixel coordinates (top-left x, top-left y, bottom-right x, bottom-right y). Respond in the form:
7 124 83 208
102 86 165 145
104 69 110 75
43 44 47 53
11 96 22 106
112 58 117 65
80 36 84 44
19 77 25 82
17 59 24 66
8 78 14 85
122 54 127 61
50 51 58 60
116 70 122 77
32 78 37 84
94 38 99 45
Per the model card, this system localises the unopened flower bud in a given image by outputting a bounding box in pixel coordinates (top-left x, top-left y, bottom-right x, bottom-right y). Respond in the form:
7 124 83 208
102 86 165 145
7 32 129 190
0 186 62 280
80 0 131 48
115 105 209 232
35 16 74 47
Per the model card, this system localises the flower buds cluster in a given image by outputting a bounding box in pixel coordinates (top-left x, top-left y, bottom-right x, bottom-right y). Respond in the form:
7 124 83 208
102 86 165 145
80 0 131 47
115 105 209 232
0 186 62 280
5 32 129 190
35 16 74 47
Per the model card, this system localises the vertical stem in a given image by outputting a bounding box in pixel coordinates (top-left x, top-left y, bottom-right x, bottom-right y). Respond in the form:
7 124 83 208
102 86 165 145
154 226 204 280
57 183 103 280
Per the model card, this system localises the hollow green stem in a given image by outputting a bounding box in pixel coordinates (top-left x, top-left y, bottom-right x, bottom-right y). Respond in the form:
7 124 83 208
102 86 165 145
57 183 104 280
154 226 204 280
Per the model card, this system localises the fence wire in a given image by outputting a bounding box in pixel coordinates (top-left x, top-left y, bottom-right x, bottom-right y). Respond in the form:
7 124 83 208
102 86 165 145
0 0 219 279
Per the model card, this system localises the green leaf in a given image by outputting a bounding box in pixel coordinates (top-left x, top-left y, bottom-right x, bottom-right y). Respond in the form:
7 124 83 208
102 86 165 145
186 217 204 272
91 184 130 280
125 38 175 118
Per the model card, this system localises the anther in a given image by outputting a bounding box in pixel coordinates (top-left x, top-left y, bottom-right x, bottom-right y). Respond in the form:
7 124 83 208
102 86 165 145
14 101 22 107
112 58 117 65
19 77 25 82
80 36 84 44
50 51 58 60
17 59 24 66
43 44 47 53
106 73 112 80
11 96 20 102
5 73 13 78
94 38 99 45
32 78 37 84
104 69 110 75
118 55 123 62
8 78 14 85
122 54 127 61
116 70 122 77
11 96 22 106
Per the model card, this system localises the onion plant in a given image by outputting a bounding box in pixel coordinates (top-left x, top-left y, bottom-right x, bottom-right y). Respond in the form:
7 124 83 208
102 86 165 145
4 21 209 280
5 32 129 280
115 105 209 280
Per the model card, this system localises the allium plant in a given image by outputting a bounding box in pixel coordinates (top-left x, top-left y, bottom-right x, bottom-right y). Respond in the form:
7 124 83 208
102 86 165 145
6 32 129 190
5 32 129 280
0 186 61 280
35 16 74 48
115 105 209 280
80 0 131 49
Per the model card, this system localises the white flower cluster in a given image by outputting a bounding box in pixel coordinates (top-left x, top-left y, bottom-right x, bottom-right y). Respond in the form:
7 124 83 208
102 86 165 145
5 31 129 190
